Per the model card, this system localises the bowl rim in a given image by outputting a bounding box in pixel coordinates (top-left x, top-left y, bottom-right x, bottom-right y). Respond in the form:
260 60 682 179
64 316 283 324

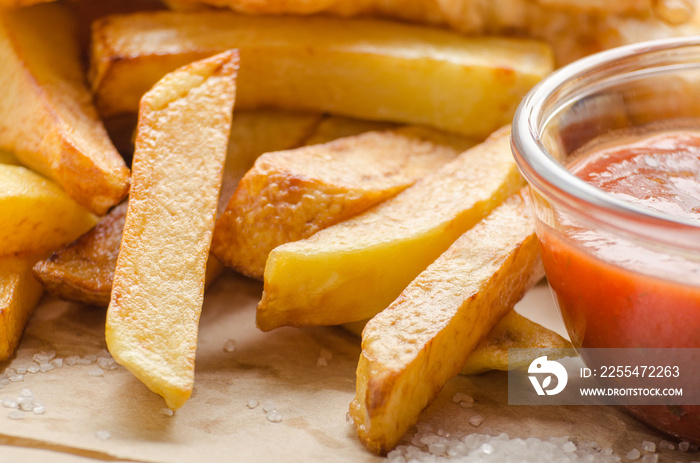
511 36 700 231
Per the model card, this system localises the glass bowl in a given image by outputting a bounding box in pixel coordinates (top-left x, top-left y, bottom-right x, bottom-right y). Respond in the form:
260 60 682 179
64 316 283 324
511 37 700 443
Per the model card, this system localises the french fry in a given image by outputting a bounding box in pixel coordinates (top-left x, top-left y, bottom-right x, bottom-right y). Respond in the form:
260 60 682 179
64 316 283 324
106 51 238 409
32 109 320 306
0 252 45 361
0 164 97 256
90 11 553 137
212 127 471 280
349 191 542 454
257 127 523 330
0 3 129 215
459 310 572 375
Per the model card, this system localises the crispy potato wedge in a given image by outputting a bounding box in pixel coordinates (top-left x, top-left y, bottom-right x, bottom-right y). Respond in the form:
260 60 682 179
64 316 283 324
212 127 472 280
0 164 97 255
460 310 572 375
33 109 318 307
0 3 129 215
0 252 45 361
90 11 553 137
106 51 238 409
349 192 542 454
257 127 523 330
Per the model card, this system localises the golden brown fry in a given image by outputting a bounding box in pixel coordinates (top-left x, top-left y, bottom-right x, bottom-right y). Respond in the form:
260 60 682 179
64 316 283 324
106 51 238 409
302 116 400 146
349 192 542 454
212 127 471 280
460 310 572 375
0 3 129 215
257 127 523 330
90 11 553 137
33 110 319 306
0 164 97 256
0 252 45 361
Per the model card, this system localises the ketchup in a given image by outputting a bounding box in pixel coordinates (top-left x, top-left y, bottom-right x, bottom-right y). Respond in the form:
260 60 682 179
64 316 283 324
537 130 700 443
539 130 700 349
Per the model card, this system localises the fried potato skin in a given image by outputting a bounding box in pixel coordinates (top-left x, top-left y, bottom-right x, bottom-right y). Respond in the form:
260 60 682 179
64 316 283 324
0 3 129 215
212 128 469 280
0 252 45 361
106 51 238 409
257 127 524 330
349 192 541 454
90 11 553 137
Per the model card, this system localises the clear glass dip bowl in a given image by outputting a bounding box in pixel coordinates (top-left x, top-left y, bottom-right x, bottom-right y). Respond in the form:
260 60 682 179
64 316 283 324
511 37 700 443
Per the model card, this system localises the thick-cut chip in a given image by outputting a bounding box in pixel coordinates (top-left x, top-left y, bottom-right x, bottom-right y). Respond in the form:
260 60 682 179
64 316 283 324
106 51 238 409
349 192 542 454
90 11 553 137
459 310 572 375
0 3 129 215
0 252 45 361
0 164 97 256
212 127 472 279
257 127 523 330
32 109 319 306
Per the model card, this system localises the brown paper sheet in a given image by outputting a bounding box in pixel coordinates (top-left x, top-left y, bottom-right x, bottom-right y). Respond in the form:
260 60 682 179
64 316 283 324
0 275 695 462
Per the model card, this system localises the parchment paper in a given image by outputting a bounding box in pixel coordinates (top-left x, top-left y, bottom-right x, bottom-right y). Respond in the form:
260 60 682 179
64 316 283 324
0 274 696 462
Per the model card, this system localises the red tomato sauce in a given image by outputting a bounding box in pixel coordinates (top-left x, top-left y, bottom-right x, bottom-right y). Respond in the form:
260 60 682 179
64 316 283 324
539 131 700 349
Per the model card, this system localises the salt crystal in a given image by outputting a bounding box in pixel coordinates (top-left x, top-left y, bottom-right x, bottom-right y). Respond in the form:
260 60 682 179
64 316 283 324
562 441 576 453
64 356 79 366
39 363 54 373
436 429 449 438
9 375 24 382
459 400 474 409
481 443 494 454
4 368 14 377
427 442 446 455
76 357 93 366
262 400 275 412
641 454 658 463
33 405 45 415
223 339 236 353
319 348 333 360
27 364 39 374
345 412 351 423
51 359 63 368
97 357 117 371
83 355 97 362
87 366 105 377
266 409 282 423
19 388 32 398
14 365 27 375
679 441 690 452
316 357 328 367
642 441 656 453
97 349 111 358
246 399 259 409
468 415 484 427
95 430 111 440
160 408 174 416
452 392 472 404
8 410 23 420
33 351 56 365
2 398 18 409
19 399 34 411
658 440 675 450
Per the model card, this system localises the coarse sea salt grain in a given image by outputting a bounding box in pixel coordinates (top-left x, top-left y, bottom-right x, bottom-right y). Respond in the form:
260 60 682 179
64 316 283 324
387 430 621 463
7 410 23 420
9 375 23 382
2 398 18 409
95 430 111 440
316 357 328 367
33 405 45 415
87 366 105 377
626 448 641 460
262 400 275 412
65 356 79 366
247 400 259 409
160 408 174 417
266 409 282 423
15 365 27 375
658 440 675 450
468 415 484 428
679 441 691 452
640 454 658 463
452 393 472 404
319 349 333 360
51 358 63 368
39 363 54 373
223 339 236 353
27 364 39 374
